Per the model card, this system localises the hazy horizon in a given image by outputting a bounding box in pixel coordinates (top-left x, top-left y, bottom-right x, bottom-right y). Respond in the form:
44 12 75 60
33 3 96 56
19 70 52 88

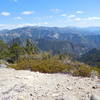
0 0 100 30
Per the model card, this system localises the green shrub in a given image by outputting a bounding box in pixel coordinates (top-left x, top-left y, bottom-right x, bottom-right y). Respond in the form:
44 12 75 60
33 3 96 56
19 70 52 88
9 55 100 77
9 57 68 73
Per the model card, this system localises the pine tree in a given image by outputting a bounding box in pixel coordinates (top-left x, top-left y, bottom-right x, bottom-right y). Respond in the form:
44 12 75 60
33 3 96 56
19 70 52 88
0 40 9 59
25 39 39 54
9 39 24 63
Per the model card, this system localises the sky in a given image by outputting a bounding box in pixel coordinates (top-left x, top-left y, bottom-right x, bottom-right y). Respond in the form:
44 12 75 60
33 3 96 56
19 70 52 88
0 0 100 29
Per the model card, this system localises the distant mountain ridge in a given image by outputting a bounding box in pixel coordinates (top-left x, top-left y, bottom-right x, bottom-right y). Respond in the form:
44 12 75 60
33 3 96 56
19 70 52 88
36 39 89 55
0 26 100 55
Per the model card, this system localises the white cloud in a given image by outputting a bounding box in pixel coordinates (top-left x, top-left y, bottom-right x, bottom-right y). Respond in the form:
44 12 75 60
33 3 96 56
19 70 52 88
76 11 84 14
73 17 100 21
0 23 49 30
68 15 76 18
0 24 34 30
15 16 22 20
1 12 11 16
47 16 53 18
74 18 81 21
44 16 53 19
50 9 62 13
33 16 53 20
84 17 100 21
35 22 49 26
71 21 100 27
22 11 34 15
61 14 67 17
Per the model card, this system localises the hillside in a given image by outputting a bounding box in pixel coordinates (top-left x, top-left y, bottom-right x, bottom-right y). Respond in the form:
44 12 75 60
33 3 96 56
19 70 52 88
36 39 88 55
78 49 100 67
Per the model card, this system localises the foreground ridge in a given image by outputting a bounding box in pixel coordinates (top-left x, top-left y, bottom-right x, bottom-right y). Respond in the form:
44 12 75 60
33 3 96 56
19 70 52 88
0 68 100 100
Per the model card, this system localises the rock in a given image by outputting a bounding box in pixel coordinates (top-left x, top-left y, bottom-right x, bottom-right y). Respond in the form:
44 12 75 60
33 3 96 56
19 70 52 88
62 95 78 100
30 93 33 96
0 64 7 68
91 70 98 80
92 84 100 89
0 68 99 100
66 86 73 90
55 94 79 100
92 86 97 89
55 98 64 100
0 60 9 65
90 94 100 100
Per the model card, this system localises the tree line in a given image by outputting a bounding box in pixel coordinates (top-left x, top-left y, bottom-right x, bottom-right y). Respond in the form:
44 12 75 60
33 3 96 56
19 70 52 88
0 38 39 63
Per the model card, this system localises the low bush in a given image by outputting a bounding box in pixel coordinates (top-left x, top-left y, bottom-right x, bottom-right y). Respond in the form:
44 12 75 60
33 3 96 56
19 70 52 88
9 55 100 77
9 58 68 73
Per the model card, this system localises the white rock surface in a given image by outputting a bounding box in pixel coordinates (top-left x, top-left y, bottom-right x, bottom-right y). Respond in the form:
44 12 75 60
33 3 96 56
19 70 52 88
90 93 100 100
0 64 7 68
0 68 100 100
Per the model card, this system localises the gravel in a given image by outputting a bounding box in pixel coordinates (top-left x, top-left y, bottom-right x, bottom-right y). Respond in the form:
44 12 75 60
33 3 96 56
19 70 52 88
0 68 100 100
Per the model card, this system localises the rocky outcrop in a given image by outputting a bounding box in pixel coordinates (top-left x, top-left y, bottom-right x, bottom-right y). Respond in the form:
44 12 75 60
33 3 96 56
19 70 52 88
0 68 100 100
0 64 7 68
90 93 100 100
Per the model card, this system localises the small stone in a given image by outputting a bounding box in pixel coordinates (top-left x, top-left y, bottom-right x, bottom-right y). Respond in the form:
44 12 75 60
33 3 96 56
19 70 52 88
55 98 64 100
30 93 33 96
92 86 96 89
92 84 100 89
90 94 100 100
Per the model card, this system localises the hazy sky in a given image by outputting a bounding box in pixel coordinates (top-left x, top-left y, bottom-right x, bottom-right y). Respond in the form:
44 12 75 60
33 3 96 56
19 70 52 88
0 0 100 29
